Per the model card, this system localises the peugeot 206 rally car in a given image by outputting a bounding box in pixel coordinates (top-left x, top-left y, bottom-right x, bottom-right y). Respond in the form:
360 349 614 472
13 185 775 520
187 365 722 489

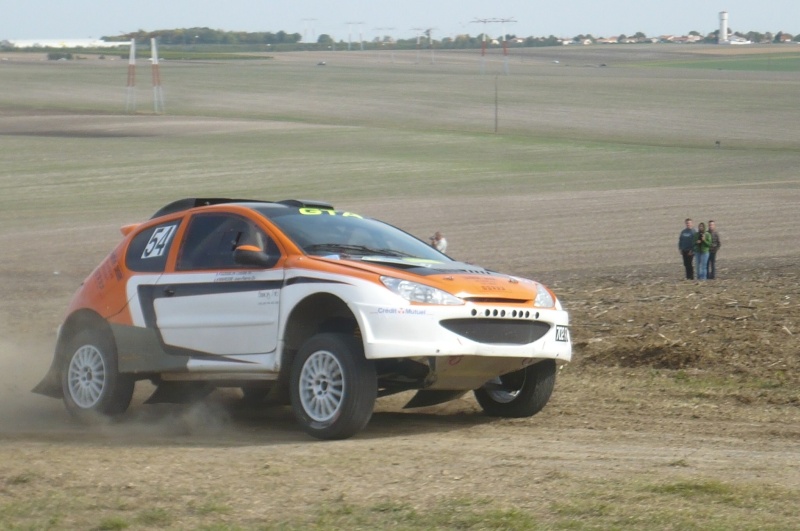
34 198 571 439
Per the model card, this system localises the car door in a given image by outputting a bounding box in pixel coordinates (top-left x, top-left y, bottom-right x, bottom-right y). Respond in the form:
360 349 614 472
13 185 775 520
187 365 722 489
149 212 284 357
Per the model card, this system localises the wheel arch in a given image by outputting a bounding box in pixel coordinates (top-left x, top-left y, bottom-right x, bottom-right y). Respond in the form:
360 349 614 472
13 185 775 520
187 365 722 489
32 309 113 398
56 309 114 362
275 293 361 403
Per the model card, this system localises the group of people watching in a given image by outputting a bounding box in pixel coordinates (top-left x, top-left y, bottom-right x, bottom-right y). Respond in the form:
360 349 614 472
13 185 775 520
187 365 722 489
678 218 721 280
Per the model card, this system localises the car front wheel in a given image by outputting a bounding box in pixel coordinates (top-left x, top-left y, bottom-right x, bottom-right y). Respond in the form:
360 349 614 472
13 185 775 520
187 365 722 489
61 329 135 421
474 359 556 418
290 333 377 440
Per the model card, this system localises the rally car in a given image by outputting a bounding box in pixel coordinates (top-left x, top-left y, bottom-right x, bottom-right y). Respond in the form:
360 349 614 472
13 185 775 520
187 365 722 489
34 198 571 439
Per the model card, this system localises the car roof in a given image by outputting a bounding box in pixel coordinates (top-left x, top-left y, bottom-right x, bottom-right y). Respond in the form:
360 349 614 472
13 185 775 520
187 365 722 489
150 198 335 220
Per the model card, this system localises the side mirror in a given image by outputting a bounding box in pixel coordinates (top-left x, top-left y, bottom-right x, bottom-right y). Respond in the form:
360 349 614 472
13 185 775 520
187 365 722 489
233 245 274 268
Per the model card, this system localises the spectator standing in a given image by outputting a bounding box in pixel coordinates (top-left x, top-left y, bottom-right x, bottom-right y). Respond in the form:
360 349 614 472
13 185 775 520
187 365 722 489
707 220 721 279
678 218 696 280
694 222 712 280
430 231 447 253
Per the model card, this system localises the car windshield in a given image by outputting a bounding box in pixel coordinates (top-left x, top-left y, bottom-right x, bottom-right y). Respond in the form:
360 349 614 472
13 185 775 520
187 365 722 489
255 208 449 261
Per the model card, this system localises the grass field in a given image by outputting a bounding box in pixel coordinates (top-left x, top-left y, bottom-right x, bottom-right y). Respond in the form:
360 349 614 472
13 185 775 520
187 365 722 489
1 45 799 529
2 45 799 277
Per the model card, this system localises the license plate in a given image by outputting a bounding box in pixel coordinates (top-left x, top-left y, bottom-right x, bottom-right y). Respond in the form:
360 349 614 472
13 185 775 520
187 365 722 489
555 325 569 342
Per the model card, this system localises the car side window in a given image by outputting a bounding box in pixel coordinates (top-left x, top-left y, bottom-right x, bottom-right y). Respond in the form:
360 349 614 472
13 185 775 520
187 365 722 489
176 213 278 271
126 220 181 273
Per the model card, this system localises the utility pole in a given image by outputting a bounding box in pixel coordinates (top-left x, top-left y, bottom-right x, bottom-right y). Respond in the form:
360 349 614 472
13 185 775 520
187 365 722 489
301 18 317 43
125 39 136 113
411 27 424 64
151 38 164 113
471 17 516 74
497 18 516 75
471 19 491 74
426 28 438 64
374 27 396 62
345 21 365 51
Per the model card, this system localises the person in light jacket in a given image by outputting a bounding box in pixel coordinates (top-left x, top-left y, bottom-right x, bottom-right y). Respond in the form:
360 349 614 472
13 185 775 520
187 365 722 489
430 231 447 253
693 222 712 280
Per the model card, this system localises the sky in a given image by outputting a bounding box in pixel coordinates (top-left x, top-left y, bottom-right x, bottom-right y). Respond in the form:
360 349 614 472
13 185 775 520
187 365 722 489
2 1 799 42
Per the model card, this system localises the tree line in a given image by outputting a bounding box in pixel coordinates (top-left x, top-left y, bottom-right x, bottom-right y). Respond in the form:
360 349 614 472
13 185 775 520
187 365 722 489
105 26 799 49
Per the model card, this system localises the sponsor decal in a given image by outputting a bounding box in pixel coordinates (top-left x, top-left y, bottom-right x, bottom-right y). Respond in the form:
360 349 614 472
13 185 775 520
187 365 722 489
480 285 507 292
298 208 363 218
376 307 428 316
257 289 280 305
94 255 122 290
214 271 256 282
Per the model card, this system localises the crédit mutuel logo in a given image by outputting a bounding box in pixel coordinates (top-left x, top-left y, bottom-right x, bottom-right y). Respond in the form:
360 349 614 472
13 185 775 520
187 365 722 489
377 307 427 316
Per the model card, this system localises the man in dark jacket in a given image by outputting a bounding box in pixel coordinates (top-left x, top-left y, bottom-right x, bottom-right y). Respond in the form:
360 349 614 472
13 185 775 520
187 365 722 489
707 220 721 279
678 218 696 280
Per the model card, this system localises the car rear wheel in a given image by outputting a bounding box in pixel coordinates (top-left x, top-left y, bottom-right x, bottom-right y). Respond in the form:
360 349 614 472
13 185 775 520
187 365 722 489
290 333 376 440
474 359 556 418
61 329 135 420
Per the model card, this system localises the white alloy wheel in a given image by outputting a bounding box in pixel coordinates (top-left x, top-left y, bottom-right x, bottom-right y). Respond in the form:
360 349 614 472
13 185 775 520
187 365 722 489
67 344 107 408
290 333 377 440
298 350 345 422
60 329 135 419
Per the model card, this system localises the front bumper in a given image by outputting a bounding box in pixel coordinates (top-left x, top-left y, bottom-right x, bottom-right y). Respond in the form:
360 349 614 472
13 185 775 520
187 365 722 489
353 301 571 362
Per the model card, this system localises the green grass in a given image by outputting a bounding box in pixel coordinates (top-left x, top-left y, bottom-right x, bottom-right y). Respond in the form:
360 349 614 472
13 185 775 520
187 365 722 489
4 480 796 530
650 53 800 71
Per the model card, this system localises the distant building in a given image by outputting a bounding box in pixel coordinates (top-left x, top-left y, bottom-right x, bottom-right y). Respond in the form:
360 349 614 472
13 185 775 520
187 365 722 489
717 11 752 45
719 11 729 44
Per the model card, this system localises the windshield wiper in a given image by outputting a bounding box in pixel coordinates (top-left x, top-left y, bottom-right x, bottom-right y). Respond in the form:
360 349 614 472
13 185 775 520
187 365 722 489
305 244 414 258
372 248 415 257
305 243 376 255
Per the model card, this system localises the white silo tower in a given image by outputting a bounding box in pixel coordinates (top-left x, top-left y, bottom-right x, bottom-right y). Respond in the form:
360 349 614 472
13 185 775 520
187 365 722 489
719 11 729 44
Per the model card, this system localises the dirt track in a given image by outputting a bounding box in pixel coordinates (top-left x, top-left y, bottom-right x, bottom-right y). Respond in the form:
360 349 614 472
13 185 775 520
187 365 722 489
2 212 798 528
1 103 799 526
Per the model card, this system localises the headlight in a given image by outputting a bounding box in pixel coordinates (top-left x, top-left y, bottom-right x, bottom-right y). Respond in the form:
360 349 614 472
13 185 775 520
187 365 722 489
534 283 556 308
380 276 463 305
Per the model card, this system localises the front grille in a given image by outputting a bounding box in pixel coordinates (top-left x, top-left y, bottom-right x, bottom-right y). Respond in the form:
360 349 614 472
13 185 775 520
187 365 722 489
440 319 550 345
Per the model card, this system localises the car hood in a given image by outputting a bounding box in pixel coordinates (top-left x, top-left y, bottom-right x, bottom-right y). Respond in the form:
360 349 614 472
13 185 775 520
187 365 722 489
313 255 541 302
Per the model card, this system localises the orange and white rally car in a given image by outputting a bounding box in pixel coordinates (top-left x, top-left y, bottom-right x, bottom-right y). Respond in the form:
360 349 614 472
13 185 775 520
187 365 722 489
34 198 571 439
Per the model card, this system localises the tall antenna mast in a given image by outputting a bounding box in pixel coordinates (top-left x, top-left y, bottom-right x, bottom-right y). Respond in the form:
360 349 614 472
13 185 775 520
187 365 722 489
471 19 492 74
471 18 516 74
497 17 516 75
301 18 317 43
374 27 396 63
151 38 165 113
426 28 438 64
345 21 364 51
125 39 136 113
411 27 424 64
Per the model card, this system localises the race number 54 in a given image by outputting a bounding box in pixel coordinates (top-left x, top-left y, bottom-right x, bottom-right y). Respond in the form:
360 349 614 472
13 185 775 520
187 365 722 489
142 225 177 259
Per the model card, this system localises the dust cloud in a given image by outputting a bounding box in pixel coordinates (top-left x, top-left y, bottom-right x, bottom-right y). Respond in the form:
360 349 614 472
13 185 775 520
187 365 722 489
0 334 68 433
0 333 237 440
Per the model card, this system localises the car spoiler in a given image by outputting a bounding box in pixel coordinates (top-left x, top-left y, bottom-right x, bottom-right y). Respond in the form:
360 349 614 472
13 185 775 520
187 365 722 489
150 198 334 219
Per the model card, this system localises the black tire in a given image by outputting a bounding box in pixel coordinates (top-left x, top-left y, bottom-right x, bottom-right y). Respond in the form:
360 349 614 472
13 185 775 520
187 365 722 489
290 333 377 440
61 329 135 421
474 359 556 418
